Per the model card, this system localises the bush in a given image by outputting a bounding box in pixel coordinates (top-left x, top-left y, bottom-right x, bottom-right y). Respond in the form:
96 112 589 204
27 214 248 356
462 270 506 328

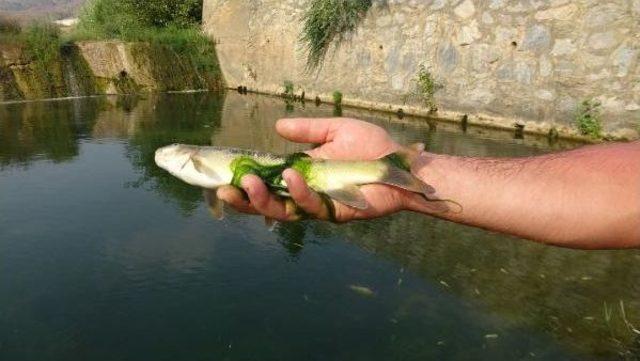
575 99 603 139
301 0 372 70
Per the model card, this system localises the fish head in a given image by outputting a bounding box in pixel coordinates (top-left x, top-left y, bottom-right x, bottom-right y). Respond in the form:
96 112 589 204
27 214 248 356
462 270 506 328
155 144 229 188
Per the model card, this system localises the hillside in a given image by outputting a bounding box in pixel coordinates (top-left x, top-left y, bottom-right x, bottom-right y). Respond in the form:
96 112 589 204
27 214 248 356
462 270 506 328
0 0 85 20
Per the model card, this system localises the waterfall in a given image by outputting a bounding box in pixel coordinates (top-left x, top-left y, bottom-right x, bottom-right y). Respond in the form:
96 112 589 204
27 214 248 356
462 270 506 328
61 44 82 97
63 58 81 97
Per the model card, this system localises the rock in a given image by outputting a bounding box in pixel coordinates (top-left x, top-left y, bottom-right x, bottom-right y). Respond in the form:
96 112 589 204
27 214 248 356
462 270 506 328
496 62 513 81
454 0 476 19
612 46 637 77
455 20 482 45
489 0 505 10
536 89 554 100
534 4 577 21
584 3 626 29
482 12 494 24
539 56 552 77
551 39 577 56
514 62 533 84
588 31 619 51
431 0 447 10
521 25 551 54
625 102 640 111
437 42 458 72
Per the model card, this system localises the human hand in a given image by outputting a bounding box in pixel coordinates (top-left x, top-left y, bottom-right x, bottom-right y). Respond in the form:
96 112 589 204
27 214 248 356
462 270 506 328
217 118 427 222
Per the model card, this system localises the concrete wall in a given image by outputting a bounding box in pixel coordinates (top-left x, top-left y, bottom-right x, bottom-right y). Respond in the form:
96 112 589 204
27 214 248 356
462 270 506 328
0 41 223 102
203 0 640 139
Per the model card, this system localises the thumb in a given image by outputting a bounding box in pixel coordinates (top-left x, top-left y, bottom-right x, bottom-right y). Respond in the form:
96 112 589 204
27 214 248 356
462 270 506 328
276 118 342 144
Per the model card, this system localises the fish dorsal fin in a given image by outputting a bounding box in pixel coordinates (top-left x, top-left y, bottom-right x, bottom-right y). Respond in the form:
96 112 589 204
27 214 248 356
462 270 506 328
325 184 368 210
203 188 224 220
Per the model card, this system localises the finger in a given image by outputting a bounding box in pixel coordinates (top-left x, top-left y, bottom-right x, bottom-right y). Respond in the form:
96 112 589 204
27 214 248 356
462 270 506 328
276 118 342 144
241 175 299 221
282 168 329 219
217 186 258 214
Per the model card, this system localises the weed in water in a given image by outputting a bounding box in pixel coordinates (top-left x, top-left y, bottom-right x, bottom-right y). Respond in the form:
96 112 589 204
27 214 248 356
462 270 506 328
575 99 603 139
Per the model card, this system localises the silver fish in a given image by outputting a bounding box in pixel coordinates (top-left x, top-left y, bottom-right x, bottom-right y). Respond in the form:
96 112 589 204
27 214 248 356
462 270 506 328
155 143 431 212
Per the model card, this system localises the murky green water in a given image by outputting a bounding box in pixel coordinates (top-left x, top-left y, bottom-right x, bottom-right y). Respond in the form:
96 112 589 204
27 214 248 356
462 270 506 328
1 92 638 361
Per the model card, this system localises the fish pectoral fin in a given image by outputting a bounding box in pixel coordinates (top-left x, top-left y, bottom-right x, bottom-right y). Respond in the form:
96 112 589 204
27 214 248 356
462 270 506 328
325 184 368 210
203 188 224 220
191 155 220 180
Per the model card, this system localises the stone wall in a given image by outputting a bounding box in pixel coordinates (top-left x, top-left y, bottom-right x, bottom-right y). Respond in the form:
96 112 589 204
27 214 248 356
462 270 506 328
203 0 640 139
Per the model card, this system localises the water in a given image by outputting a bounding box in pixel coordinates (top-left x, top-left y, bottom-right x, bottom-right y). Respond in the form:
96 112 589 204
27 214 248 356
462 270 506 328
0 92 638 361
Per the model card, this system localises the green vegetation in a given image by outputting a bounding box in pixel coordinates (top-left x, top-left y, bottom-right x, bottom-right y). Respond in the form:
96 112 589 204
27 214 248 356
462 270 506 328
69 0 220 83
283 80 294 98
332 90 343 105
416 65 441 112
0 20 69 99
301 0 372 70
575 99 603 139
23 24 64 96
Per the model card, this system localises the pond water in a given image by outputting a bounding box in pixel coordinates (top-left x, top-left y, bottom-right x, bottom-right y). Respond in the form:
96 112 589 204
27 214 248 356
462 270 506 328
1 92 639 361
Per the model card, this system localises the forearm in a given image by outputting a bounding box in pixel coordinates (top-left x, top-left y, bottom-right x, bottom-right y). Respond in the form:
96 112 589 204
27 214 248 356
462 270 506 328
409 142 640 249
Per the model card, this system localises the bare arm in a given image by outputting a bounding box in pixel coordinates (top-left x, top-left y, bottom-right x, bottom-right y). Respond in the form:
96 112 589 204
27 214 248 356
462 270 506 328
218 118 640 250
409 142 640 249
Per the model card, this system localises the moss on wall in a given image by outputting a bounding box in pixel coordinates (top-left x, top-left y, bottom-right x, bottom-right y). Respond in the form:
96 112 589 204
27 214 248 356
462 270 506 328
0 66 23 100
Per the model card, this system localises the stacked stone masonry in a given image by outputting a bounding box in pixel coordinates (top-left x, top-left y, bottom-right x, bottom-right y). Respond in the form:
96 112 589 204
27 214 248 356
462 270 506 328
203 0 640 139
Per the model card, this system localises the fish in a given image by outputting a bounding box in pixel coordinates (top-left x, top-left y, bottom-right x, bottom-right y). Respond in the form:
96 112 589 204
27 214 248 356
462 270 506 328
154 143 435 216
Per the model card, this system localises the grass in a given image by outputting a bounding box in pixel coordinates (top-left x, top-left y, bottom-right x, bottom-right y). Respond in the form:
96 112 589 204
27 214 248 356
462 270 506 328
300 0 372 71
575 99 603 139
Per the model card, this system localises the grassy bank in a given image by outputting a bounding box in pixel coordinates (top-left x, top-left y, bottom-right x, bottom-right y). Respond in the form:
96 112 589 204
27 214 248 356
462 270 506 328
68 0 219 82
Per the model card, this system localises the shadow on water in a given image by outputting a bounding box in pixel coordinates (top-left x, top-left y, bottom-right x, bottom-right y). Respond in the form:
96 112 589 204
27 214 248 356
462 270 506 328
0 92 638 359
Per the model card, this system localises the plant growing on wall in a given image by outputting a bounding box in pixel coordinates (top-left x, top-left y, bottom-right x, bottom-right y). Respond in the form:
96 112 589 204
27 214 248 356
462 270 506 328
283 80 294 98
575 99 603 139
332 90 343 105
416 65 441 112
300 0 372 71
